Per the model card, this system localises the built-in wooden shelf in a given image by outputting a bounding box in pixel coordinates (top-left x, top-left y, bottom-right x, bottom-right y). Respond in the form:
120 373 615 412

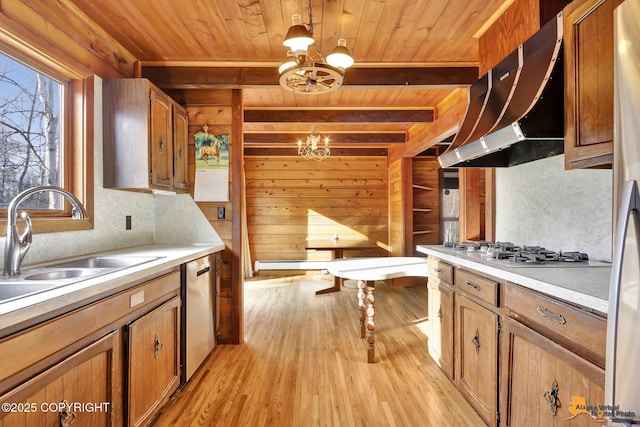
413 208 432 212
412 184 434 191
413 230 433 235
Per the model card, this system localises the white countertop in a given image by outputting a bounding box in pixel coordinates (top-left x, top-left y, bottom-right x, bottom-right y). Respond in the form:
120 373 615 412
417 245 610 315
327 257 428 281
0 243 224 334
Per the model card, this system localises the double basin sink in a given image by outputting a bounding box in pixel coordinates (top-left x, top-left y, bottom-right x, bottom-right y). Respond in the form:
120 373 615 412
0 255 163 303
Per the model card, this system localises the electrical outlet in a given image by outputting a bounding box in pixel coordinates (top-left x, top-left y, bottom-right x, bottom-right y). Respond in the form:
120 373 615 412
125 215 132 230
217 207 225 220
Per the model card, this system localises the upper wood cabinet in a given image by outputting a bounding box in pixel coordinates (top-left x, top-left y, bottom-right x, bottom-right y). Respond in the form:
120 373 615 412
103 78 189 193
172 103 189 192
563 0 622 169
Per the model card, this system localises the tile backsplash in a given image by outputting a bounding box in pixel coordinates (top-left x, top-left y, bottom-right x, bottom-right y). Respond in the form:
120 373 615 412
495 154 613 261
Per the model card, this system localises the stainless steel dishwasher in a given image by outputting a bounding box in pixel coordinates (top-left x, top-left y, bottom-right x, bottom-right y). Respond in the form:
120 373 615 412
181 253 216 382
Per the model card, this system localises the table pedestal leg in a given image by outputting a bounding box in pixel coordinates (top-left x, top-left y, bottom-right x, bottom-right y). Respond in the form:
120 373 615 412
357 280 366 338
358 280 375 363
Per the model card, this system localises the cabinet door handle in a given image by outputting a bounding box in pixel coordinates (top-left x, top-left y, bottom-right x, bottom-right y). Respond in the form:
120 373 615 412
466 281 481 291
536 306 566 325
436 305 443 319
178 147 184 159
154 334 164 359
159 136 165 153
543 379 559 415
472 329 480 354
59 399 77 426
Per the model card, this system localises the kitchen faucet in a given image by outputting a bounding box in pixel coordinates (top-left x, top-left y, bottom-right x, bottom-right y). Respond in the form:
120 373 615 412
3 186 88 277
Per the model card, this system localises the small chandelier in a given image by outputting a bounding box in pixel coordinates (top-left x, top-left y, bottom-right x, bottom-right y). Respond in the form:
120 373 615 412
297 129 330 161
279 0 354 95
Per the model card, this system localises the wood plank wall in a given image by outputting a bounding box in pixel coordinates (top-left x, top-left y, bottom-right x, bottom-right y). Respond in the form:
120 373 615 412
245 155 389 274
167 89 236 343
388 158 405 257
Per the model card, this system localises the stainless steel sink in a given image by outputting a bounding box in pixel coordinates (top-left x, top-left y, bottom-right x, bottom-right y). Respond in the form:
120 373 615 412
22 268 105 281
0 255 164 303
52 256 161 269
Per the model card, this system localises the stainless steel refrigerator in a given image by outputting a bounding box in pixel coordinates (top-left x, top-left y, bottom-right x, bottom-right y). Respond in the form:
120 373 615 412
606 0 640 424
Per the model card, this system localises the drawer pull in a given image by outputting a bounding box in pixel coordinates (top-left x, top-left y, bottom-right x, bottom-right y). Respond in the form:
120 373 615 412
434 268 443 273
472 329 480 354
466 281 481 291
543 379 559 415
59 399 77 426
154 334 164 359
536 306 566 325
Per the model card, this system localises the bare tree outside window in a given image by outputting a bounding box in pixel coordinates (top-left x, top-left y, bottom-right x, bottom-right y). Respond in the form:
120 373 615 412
0 51 62 210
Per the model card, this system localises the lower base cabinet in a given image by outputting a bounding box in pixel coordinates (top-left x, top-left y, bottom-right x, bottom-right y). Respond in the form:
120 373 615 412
455 294 499 426
126 296 181 427
0 330 121 426
500 318 605 427
427 279 454 379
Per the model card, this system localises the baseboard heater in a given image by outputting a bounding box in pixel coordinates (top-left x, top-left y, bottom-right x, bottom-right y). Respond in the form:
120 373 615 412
254 260 330 272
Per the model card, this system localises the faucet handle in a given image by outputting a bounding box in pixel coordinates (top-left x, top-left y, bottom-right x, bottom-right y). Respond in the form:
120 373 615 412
19 211 33 248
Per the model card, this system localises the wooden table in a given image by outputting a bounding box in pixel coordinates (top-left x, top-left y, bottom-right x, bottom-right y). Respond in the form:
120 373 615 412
327 257 429 363
304 239 379 294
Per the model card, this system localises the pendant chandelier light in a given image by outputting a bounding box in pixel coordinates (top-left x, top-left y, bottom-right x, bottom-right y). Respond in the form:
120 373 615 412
279 0 354 95
297 129 330 160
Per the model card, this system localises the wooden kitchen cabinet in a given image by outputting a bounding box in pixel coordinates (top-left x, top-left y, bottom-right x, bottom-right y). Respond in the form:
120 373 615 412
455 269 501 426
172 102 189 192
428 279 454 380
0 330 121 427
427 257 455 379
0 268 181 427
126 296 180 427
500 317 605 426
563 0 622 169
501 282 606 426
103 78 189 193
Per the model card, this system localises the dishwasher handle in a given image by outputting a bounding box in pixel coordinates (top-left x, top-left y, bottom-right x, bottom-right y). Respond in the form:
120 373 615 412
196 263 211 276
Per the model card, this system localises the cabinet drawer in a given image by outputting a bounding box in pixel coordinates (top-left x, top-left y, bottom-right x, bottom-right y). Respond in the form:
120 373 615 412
455 269 499 307
427 257 453 285
504 282 606 368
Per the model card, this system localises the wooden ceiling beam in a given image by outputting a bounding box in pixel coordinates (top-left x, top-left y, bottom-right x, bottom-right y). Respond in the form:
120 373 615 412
244 109 433 124
244 133 406 144
141 65 478 89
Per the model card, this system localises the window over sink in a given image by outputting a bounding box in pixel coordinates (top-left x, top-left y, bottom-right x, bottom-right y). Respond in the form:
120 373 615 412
0 27 93 235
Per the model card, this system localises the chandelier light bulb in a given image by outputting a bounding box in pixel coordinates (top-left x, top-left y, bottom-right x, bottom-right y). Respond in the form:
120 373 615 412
326 39 354 70
279 50 297 73
283 14 313 55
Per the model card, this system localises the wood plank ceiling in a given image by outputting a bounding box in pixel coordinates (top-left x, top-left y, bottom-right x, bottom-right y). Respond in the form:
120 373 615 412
68 0 514 152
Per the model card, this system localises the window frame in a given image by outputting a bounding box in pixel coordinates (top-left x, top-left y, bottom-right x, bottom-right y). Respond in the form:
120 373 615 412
0 28 94 236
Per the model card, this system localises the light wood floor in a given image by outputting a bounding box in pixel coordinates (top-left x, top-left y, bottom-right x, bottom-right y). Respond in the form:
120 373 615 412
153 274 485 427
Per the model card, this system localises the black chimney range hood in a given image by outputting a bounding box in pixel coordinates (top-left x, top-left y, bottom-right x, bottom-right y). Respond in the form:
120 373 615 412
438 12 565 168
